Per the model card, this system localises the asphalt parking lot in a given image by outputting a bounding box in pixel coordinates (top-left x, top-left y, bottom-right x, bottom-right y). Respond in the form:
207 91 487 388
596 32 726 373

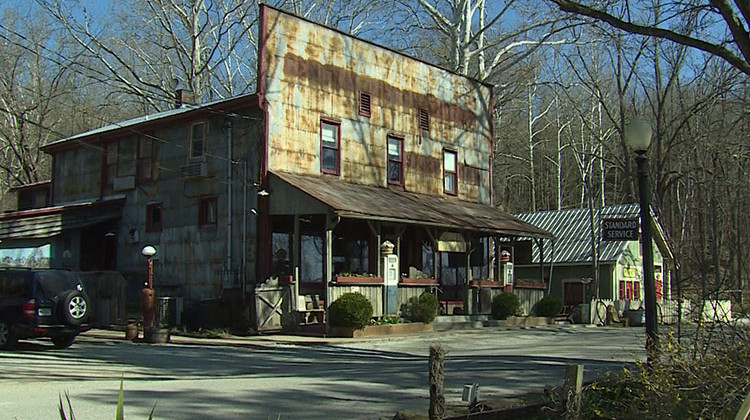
0 325 647 419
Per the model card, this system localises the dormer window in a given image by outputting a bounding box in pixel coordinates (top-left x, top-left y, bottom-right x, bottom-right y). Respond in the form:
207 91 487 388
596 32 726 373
359 92 371 117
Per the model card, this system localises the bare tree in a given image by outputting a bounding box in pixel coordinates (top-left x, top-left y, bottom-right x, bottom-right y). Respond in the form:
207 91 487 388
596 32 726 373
549 0 750 77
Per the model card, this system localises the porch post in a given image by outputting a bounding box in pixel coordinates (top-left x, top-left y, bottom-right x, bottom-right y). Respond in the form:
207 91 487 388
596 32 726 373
495 237 502 285
324 212 339 332
464 233 473 314
293 214 300 308
537 238 545 284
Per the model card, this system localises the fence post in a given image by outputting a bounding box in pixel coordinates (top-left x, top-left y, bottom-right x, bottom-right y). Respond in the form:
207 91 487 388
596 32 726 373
563 364 584 418
429 345 446 420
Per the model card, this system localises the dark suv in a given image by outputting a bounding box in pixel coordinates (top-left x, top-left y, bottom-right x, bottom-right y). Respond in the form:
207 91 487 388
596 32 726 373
0 268 90 349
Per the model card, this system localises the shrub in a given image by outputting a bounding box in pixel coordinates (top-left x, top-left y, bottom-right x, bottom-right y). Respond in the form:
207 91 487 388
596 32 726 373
535 295 563 317
328 293 373 329
492 292 520 320
407 292 439 324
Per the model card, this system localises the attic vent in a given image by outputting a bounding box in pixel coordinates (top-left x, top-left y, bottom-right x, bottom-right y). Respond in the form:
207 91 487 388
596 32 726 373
180 162 207 178
359 91 371 117
418 109 429 132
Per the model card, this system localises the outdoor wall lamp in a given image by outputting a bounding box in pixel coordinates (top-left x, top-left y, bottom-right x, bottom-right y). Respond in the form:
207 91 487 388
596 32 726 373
624 117 659 363
140 245 157 328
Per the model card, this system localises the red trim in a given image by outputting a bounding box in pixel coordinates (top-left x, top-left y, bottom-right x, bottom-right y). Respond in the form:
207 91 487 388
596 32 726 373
320 119 341 175
400 278 438 285
488 88 495 205
443 148 457 195
387 135 404 185
334 276 383 284
515 281 547 289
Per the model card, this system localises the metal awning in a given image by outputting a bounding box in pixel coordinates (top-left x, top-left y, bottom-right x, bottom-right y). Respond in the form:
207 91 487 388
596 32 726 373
269 171 552 238
0 198 124 240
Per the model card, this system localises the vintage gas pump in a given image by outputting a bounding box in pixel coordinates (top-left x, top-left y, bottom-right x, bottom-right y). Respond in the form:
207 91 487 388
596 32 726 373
381 241 399 314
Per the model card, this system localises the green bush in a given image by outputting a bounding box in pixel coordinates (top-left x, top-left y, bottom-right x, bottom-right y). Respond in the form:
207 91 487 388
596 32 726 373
535 295 563 317
407 292 439 324
328 292 373 329
491 292 520 320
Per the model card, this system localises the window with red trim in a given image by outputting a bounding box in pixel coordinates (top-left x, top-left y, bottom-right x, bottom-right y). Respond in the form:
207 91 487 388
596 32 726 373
198 197 218 226
443 149 457 195
634 281 641 299
359 92 371 117
146 203 163 232
387 135 403 185
320 120 340 175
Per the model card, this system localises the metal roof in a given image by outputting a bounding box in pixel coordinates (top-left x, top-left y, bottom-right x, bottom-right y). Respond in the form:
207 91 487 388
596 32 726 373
515 204 645 264
270 171 552 238
0 199 123 240
41 93 258 151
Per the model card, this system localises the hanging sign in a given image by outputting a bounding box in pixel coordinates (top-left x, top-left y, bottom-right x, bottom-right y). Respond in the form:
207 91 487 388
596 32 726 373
601 218 640 241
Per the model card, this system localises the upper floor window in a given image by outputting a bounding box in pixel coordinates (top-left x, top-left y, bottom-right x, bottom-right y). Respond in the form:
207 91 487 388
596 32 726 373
198 196 218 226
359 92 371 117
189 122 206 160
104 141 118 187
320 120 340 175
137 135 157 183
443 149 457 195
146 203 163 232
387 135 403 185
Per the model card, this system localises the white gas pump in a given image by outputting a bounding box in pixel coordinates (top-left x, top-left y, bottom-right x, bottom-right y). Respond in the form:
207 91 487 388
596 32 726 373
381 241 399 314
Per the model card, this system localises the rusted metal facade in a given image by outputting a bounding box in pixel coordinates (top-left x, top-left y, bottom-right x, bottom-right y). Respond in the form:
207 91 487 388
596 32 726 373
260 6 494 201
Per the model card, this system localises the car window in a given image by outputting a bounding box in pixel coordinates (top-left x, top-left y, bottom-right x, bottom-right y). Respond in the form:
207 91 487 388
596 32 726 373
34 271 81 299
0 273 29 298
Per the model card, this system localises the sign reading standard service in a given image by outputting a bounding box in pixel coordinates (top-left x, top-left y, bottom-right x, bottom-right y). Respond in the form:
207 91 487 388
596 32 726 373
601 218 640 241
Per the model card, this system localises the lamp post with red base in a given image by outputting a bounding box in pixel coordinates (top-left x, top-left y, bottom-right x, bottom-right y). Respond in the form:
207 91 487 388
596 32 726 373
140 245 157 329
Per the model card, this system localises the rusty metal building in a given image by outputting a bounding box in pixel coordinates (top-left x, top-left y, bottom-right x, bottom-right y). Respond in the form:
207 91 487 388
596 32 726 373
0 5 550 328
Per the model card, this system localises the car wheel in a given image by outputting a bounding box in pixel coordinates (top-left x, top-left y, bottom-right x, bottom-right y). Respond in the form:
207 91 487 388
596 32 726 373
60 290 89 326
0 321 17 350
51 334 76 349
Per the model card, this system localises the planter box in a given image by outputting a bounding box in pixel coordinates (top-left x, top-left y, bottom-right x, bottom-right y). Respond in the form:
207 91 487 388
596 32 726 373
400 278 438 285
333 276 383 284
469 280 503 287
329 322 433 338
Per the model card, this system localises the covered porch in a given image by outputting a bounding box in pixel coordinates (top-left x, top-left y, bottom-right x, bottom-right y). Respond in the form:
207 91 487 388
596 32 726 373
261 171 551 328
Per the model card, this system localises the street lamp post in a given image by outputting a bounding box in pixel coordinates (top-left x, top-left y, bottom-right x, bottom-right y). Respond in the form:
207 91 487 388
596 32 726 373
140 245 157 329
624 118 659 362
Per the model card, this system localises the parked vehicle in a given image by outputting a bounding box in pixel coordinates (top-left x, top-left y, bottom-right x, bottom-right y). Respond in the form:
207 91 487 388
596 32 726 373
0 268 90 349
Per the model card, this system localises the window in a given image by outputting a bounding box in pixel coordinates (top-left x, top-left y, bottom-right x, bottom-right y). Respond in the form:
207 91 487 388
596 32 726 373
359 92 371 117
189 122 206 159
387 135 403 185
137 136 156 182
198 197 218 226
443 149 457 195
104 141 118 187
320 120 340 175
146 203 163 232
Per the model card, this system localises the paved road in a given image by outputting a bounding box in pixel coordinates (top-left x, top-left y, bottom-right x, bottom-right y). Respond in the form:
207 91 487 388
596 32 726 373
0 326 647 419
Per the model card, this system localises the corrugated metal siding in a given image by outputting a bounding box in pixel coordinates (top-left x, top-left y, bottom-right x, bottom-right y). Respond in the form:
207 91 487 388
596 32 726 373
515 204 641 264
261 6 493 203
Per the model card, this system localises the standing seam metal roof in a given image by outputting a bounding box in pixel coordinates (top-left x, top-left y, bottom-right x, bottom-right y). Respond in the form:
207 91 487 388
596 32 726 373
514 204 643 264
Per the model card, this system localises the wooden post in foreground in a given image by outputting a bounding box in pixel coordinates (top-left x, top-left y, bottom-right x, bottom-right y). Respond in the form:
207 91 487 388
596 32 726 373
429 345 446 420
563 364 584 416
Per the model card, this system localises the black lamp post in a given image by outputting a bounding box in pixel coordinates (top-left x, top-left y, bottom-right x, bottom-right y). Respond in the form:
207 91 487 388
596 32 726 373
624 118 659 362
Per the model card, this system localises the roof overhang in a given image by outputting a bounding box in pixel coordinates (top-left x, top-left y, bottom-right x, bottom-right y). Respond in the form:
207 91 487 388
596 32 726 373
0 198 124 240
268 171 552 238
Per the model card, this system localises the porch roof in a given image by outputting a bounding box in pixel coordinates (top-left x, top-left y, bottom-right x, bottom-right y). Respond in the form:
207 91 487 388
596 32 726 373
0 198 124 240
269 171 552 238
